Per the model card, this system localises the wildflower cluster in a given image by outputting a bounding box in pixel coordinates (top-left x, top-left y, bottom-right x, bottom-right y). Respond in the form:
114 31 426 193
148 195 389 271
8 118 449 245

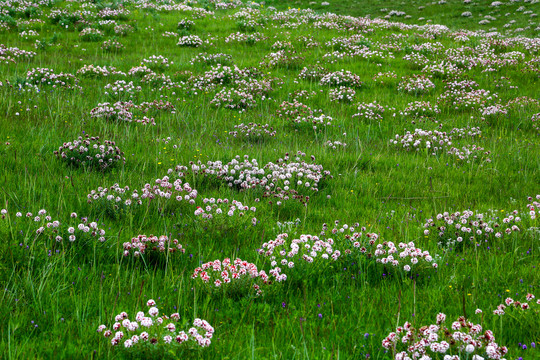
353 101 393 122
400 101 441 120
79 28 104 41
224 32 267 44
1 209 107 250
423 206 527 248
122 235 185 258
177 35 203 47
260 233 340 279
397 75 436 95
26 67 80 89
493 293 538 315
101 39 124 52
329 86 356 103
54 135 125 170
259 50 304 68
320 70 363 88
382 314 508 360
76 65 124 78
190 52 233 65
390 127 488 161
191 258 272 296
229 123 276 139
97 301 213 348
142 55 172 70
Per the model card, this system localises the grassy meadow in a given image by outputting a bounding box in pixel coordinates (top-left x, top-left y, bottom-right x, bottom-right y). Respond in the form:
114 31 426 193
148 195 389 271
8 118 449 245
0 0 539 358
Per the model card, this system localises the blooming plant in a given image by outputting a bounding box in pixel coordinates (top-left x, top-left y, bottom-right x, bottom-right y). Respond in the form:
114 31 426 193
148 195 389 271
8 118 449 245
54 135 125 171
189 52 233 66
229 123 276 139
97 301 213 349
492 293 538 316
0 208 107 253
320 70 363 88
397 74 436 95
79 27 104 41
329 86 356 103
389 127 489 162
101 39 124 52
323 221 439 274
191 258 273 297
26 67 80 89
382 314 509 360
177 35 203 47
259 233 341 282
423 203 532 249
122 235 186 259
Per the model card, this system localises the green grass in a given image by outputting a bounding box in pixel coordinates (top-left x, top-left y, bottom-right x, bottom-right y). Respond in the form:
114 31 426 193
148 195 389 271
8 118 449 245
0 0 539 359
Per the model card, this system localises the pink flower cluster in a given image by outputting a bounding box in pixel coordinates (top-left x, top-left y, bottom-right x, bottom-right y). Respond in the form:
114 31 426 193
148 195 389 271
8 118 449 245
493 293 538 315
191 258 275 296
382 314 508 360
423 206 527 247
122 235 185 258
97 301 213 348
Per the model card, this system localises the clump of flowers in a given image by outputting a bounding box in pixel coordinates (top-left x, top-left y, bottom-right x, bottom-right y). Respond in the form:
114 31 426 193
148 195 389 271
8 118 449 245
189 152 332 206
260 233 341 281
275 100 331 127
324 221 438 273
190 52 233 66
397 75 435 95
87 174 197 212
90 101 156 125
177 35 203 47
390 127 486 161
372 71 398 86
90 101 135 122
276 100 314 123
0 44 36 64
353 101 393 122
229 123 276 139
191 258 273 297
76 64 124 78
329 86 356 103
493 293 538 315
422 61 462 78
26 67 80 90
123 235 185 258
101 39 124 52
142 55 172 71
259 50 304 69
532 113 540 134
298 65 328 82
400 101 441 120
423 207 525 249
480 104 508 121
114 24 134 36
97 301 213 348
177 19 195 30
104 80 142 100
320 70 363 88
54 135 125 171
210 88 256 111
438 82 497 112
224 32 267 45
382 314 508 360
79 27 104 42
323 140 347 150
